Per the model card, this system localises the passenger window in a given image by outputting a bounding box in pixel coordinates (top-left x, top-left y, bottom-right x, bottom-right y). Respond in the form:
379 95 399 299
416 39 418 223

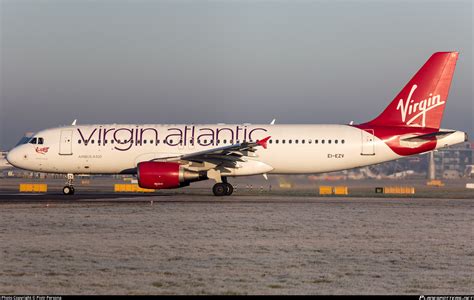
328 140 331 144
223 139 227 144
302 140 305 144
295 140 298 144
275 140 279 144
289 140 292 144
342 139 345 144
269 140 273 144
150 140 153 144
282 140 286 144
29 138 37 144
143 140 147 144
335 140 338 144
91 140 95 144
321 140 325 144
315 139 318 144
308 139 312 144
78 140 82 144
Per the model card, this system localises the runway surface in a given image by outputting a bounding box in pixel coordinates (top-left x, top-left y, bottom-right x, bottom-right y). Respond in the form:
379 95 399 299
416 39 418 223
0 194 472 294
0 192 158 202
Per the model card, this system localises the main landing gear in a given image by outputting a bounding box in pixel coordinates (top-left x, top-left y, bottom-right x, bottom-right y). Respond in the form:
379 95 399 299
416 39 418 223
63 173 75 195
212 177 234 196
212 183 233 196
206 170 233 196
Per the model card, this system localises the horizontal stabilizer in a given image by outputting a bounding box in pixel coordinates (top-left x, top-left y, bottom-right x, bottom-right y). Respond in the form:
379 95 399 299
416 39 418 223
401 130 456 142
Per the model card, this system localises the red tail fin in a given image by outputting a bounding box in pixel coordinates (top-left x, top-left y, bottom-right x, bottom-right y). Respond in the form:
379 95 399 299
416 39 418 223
364 52 458 129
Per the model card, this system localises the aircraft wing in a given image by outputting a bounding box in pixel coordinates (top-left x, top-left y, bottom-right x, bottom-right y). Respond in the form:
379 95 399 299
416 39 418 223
153 136 271 166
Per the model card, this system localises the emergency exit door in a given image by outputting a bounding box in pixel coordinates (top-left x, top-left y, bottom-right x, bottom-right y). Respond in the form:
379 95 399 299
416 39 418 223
361 129 375 156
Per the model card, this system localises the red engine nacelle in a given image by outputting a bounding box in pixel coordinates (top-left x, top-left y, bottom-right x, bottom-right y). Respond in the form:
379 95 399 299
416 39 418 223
137 161 202 189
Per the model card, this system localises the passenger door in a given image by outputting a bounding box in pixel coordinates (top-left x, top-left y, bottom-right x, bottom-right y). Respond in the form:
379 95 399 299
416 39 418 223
59 130 73 155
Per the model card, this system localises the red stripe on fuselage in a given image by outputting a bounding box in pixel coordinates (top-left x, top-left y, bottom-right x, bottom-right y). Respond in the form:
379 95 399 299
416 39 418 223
354 124 437 156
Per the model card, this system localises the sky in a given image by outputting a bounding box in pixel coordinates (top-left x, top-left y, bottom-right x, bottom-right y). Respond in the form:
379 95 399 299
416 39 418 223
0 0 472 149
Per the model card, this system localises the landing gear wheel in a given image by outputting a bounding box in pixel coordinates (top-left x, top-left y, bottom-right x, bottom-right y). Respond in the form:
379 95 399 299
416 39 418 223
224 183 234 196
63 186 75 195
63 173 75 195
212 183 227 196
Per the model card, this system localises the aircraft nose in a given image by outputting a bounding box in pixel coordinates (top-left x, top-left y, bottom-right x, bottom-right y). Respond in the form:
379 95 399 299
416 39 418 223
6 147 23 168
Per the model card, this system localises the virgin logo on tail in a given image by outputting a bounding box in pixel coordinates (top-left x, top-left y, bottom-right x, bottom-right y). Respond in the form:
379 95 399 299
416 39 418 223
396 85 445 127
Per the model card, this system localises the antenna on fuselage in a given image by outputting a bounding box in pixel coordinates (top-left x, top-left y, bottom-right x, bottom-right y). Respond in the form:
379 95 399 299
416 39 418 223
270 119 276 125
71 119 77 126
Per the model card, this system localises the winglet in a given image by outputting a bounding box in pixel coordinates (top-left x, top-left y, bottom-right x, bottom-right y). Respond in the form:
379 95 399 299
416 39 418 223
257 136 271 149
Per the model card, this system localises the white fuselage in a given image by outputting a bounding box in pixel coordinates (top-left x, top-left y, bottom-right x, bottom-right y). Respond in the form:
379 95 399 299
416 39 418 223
6 124 466 176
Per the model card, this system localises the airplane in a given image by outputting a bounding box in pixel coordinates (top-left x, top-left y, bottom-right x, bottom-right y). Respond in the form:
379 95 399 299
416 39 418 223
6 52 468 196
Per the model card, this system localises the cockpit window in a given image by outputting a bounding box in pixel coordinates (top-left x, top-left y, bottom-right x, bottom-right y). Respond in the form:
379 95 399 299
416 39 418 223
28 137 44 145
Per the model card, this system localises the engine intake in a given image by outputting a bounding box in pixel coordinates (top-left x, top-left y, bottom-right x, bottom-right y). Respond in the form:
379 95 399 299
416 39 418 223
137 161 204 189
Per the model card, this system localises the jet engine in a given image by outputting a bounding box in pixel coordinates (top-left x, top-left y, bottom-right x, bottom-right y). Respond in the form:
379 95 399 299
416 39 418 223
137 161 204 189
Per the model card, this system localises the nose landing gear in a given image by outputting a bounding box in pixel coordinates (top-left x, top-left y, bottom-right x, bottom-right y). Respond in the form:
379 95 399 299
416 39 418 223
62 185 75 195
63 173 75 195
